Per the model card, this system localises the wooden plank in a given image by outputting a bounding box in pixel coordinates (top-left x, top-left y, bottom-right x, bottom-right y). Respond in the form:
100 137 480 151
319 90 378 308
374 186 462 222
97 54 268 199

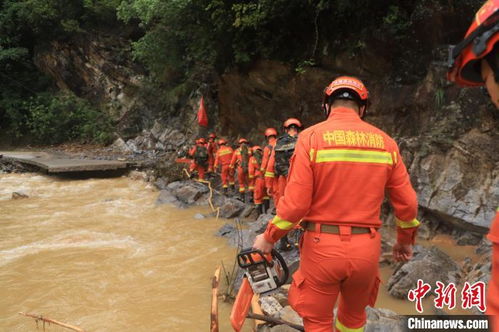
210 266 221 332
251 294 265 328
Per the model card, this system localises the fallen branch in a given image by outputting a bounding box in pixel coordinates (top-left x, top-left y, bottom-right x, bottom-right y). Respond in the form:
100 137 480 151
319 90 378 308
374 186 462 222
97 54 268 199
210 266 221 332
247 313 304 331
18 312 86 332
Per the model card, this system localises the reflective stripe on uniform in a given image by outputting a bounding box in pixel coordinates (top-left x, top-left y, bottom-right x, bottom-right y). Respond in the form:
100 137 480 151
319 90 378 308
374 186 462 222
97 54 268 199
218 149 232 156
309 148 315 161
315 149 393 165
335 319 364 332
393 151 398 164
271 216 294 230
265 171 275 178
248 175 254 179
396 218 420 229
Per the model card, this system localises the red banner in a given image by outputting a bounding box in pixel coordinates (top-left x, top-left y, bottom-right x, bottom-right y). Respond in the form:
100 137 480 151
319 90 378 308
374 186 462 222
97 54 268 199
197 96 208 127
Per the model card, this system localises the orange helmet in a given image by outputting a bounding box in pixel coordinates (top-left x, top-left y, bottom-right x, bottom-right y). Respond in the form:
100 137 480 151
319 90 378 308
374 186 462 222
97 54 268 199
218 138 227 145
251 145 262 152
283 118 302 129
197 138 206 144
238 138 249 144
322 76 369 117
264 127 278 137
448 0 499 86
208 133 217 139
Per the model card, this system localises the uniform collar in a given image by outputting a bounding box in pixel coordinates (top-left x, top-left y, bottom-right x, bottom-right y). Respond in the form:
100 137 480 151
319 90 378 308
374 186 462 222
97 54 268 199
327 107 361 120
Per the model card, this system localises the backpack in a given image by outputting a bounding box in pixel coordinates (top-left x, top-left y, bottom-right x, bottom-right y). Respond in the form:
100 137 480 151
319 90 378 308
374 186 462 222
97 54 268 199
194 145 209 167
240 144 250 172
274 134 297 177
253 149 263 166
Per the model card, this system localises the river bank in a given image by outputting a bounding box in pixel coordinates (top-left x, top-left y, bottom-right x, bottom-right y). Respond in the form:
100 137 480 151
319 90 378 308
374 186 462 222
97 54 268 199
1 146 493 331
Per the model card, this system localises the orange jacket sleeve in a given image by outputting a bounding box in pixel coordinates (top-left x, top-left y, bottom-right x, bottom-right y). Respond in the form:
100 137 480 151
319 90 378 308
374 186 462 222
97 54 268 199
263 135 313 243
264 149 275 189
214 150 220 168
261 146 271 172
248 156 256 179
386 145 419 245
230 149 237 168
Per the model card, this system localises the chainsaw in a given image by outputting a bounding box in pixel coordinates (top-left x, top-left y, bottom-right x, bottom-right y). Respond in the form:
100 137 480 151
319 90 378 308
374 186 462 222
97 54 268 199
237 248 289 295
231 248 290 331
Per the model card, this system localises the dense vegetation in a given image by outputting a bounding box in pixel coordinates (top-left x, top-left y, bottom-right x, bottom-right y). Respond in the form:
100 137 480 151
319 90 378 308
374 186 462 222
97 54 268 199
0 0 482 144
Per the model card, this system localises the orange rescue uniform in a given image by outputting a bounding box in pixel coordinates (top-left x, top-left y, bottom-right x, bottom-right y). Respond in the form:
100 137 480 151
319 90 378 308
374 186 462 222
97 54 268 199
230 147 251 193
214 145 234 188
249 155 264 205
207 140 218 172
261 138 276 201
263 107 419 332
487 209 499 332
188 143 207 180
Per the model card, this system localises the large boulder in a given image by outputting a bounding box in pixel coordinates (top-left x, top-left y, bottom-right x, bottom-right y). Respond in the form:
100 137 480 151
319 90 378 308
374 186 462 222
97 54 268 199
365 307 404 332
166 180 209 204
155 189 186 208
387 246 459 299
219 198 246 218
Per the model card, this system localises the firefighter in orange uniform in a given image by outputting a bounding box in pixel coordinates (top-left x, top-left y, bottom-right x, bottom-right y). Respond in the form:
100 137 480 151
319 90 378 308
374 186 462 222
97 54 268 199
265 118 303 208
207 133 218 173
249 146 265 214
230 138 252 201
188 138 208 181
447 1 499 328
253 76 419 332
214 138 234 194
261 128 278 212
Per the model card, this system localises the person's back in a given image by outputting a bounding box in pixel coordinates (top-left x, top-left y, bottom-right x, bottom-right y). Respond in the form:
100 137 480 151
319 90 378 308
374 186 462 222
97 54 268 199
254 76 419 331
297 107 415 226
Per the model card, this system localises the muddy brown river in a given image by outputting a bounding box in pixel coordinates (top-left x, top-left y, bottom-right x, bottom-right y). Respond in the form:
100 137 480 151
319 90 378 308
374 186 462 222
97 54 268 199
0 173 477 331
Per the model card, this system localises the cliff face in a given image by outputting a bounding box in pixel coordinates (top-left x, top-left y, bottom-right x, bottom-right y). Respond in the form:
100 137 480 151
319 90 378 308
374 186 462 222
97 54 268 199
33 31 498 233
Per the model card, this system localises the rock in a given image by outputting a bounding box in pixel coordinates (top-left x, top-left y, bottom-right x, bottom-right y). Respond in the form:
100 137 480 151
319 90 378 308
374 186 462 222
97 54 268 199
12 192 29 199
387 246 459 299
241 204 259 219
172 181 209 204
154 177 168 190
155 189 186 208
216 223 237 237
194 213 205 220
475 237 492 256
260 295 283 317
248 213 274 234
219 198 246 218
111 137 132 153
455 232 482 246
278 306 303 326
128 170 147 181
365 307 404 332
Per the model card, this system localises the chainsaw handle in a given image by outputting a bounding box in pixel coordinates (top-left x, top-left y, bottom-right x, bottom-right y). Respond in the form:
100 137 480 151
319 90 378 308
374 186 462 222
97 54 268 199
237 248 289 287
271 249 289 288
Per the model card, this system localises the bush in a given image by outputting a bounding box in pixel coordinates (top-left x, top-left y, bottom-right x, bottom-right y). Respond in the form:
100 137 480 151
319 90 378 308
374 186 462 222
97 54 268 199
6 92 114 145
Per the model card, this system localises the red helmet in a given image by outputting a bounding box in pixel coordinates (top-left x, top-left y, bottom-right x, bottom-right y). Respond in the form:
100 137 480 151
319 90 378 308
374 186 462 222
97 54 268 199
448 0 499 86
322 76 369 117
264 127 278 137
218 138 227 145
197 138 206 144
283 118 302 129
238 138 249 144
251 145 262 152
208 133 217 139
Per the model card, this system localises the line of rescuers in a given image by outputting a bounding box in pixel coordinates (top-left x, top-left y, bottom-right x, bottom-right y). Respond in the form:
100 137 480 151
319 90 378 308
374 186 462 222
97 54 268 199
187 117 302 221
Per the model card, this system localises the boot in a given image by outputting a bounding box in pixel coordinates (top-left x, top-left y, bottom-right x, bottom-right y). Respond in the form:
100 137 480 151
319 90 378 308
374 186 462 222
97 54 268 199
238 191 245 202
263 199 270 214
222 187 228 195
246 192 254 204
256 204 264 215
278 235 293 251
